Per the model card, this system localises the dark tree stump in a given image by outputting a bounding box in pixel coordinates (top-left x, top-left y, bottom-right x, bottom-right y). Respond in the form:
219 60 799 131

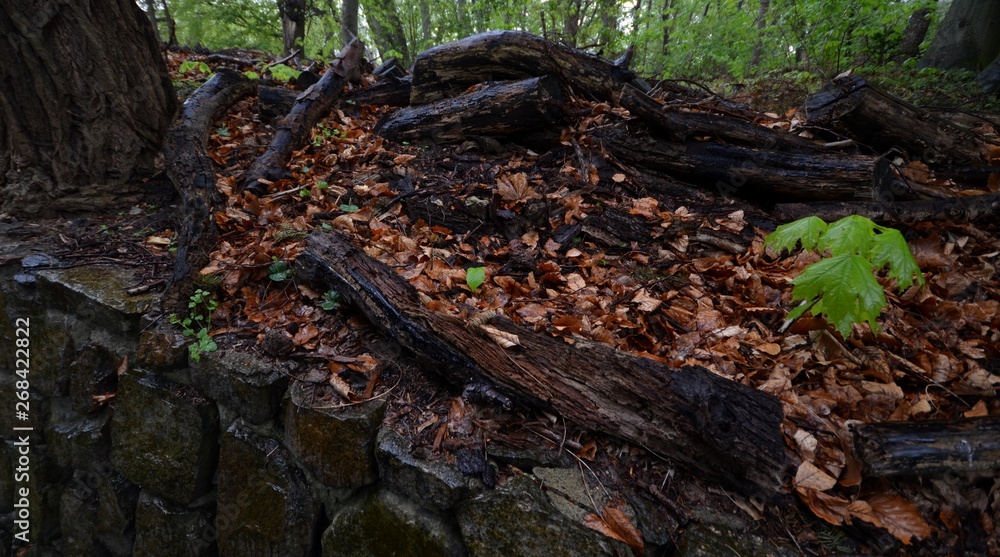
240 40 364 196
295 231 789 498
852 416 1000 477
376 76 564 144
163 68 255 306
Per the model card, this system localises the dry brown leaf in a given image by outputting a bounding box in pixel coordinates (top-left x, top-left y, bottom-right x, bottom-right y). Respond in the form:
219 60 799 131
963 399 989 418
328 372 354 401
581 504 645 554
794 460 838 491
479 325 520 348
858 493 932 545
796 487 851 525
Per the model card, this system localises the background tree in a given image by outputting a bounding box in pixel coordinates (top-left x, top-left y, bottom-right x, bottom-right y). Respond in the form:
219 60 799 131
0 0 176 217
364 0 409 62
918 0 1000 93
278 0 308 56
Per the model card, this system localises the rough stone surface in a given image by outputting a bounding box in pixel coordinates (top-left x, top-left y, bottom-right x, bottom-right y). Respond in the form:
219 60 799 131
134 490 216 557
458 475 631 557
66 343 119 414
35 267 158 335
285 381 386 488
217 422 322 557
533 466 613 522
135 319 191 374
322 488 466 557
58 476 103 557
94 467 141 557
376 427 474 512
47 408 111 472
190 343 288 425
111 370 218 504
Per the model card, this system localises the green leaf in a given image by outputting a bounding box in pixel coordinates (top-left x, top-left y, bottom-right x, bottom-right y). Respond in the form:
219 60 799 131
819 215 876 256
790 254 887 337
339 204 359 213
869 228 925 290
765 216 827 254
268 260 292 282
466 266 486 292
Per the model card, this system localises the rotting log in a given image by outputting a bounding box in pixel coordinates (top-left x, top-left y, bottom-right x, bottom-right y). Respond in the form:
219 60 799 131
258 85 299 124
602 128 900 202
773 191 1000 224
376 75 564 144
805 75 996 165
852 416 1000 477
240 40 364 196
295 230 789 498
163 68 256 306
409 30 643 105
345 74 412 107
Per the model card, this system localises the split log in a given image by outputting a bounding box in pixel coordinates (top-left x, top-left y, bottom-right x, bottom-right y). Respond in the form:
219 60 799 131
602 128 902 202
805 75 996 165
345 74 412 107
409 30 642 105
163 68 255 304
240 40 364 196
376 75 564 144
295 231 789 498
852 415 1000 477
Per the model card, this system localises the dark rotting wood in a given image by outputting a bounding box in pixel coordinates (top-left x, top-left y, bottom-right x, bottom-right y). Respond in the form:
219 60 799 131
852 415 1000 477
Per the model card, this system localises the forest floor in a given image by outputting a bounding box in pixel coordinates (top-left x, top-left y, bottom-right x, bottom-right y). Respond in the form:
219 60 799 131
49 50 1000 556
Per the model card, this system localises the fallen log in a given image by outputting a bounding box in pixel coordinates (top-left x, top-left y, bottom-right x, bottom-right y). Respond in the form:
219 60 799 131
295 230 789 498
376 75 564 144
240 40 364 196
409 30 642 105
163 68 255 305
345 74 412 107
852 415 1000 477
805 75 996 165
258 85 299 124
773 191 1000 223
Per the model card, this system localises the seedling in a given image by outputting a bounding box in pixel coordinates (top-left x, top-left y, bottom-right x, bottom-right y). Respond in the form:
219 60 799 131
765 215 924 337
321 291 343 311
339 203 359 213
268 260 292 282
466 266 486 292
168 289 219 362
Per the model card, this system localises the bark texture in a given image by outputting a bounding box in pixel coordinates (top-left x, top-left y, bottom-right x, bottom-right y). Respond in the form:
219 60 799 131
919 0 1000 70
0 0 177 217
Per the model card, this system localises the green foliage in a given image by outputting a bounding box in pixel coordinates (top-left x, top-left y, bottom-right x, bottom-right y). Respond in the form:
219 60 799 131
267 63 301 83
179 60 211 74
243 70 261 80
466 266 486 292
321 291 343 311
339 203 359 213
168 289 219 362
268 260 292 282
170 0 280 52
765 215 924 337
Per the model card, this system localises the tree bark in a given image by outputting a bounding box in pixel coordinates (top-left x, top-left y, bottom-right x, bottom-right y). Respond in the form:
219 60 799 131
278 0 307 57
0 0 176 217
241 40 365 196
919 0 1000 70
894 7 931 63
363 0 410 63
163 69 256 305
295 231 789 498
375 76 565 144
976 53 1000 94
852 416 1000 477
341 0 359 44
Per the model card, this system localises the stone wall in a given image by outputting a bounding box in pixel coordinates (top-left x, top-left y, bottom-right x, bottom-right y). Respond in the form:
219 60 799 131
0 262 641 557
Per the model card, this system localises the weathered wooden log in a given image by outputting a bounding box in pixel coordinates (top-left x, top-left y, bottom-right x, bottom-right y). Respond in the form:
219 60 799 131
345 74 412 107
376 75 564 144
773 191 1000 224
295 231 789 498
258 85 299 124
409 30 641 105
240 40 364 196
852 416 1000 477
602 128 901 202
805 75 995 165
618 85 821 152
163 68 255 305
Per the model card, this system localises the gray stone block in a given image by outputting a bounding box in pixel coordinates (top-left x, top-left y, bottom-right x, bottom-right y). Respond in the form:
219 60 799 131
134 490 216 557
190 345 288 426
285 381 385 489
110 371 218 505
376 428 474 512
216 422 321 557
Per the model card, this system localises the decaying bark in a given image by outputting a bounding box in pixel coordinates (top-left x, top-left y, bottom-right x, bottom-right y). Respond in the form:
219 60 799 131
852 415 1000 477
163 68 255 303
240 40 364 196
376 76 564 144
805 75 995 165
295 231 789 498
773 191 1000 224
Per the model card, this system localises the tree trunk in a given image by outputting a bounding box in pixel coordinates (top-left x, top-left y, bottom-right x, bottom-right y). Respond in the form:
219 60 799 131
162 0 178 47
0 0 177 217
342 0 359 44
894 7 931 63
750 0 770 71
363 0 410 63
919 0 1000 70
279 0 307 57
144 0 161 43
976 53 1000 94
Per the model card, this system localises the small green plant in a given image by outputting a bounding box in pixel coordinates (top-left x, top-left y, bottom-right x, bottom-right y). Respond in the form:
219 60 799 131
466 266 486 292
765 215 924 337
321 291 343 311
268 63 301 83
339 203 359 213
316 181 329 189
179 60 211 74
168 289 219 362
215 125 230 137
268 260 292 282
299 189 311 198
243 70 260 80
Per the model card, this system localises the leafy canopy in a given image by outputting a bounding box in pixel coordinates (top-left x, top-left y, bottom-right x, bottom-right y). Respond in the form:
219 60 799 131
765 215 923 337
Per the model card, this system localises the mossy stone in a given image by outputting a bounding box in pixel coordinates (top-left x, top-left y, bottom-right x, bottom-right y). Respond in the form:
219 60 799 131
376 428 474 512
133 490 215 557
190 345 288 425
